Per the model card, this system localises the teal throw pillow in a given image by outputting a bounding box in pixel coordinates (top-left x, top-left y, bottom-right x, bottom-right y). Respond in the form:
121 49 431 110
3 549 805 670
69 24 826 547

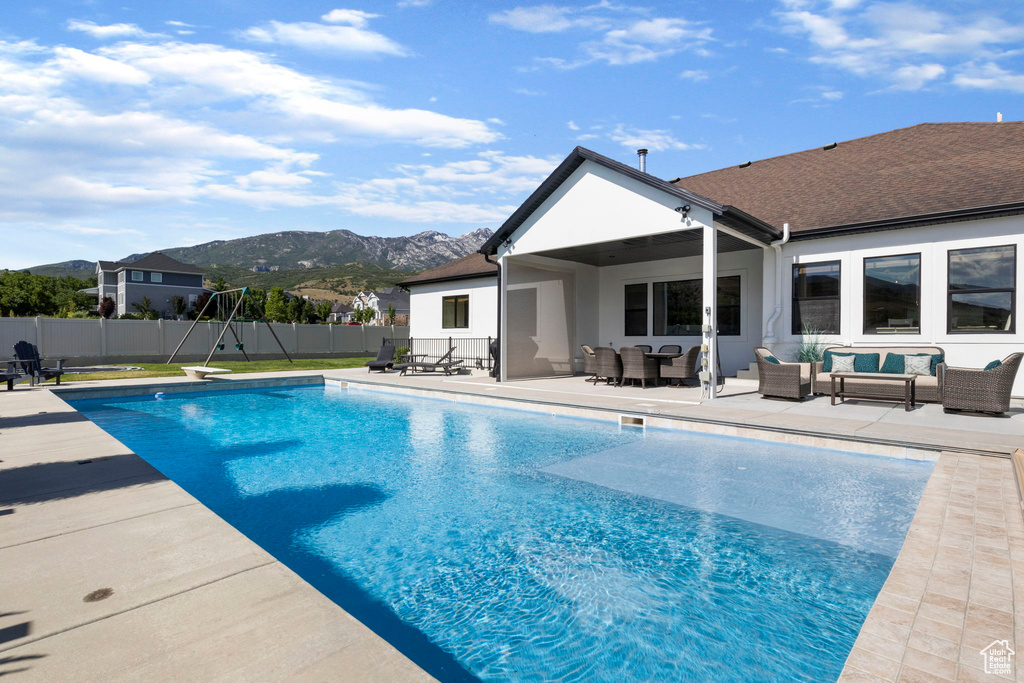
984 359 1002 370
765 355 781 364
880 353 906 374
853 353 880 373
929 353 944 376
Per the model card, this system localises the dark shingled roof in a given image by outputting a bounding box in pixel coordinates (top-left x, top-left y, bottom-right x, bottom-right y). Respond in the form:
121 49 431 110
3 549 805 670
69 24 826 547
97 252 203 274
397 253 497 288
673 122 1024 236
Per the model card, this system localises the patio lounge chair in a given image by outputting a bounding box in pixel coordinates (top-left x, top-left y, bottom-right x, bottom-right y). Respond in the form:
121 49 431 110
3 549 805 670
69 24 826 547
620 346 659 388
365 345 396 372
581 345 598 382
942 352 1022 415
1 360 23 390
13 341 65 386
659 346 700 386
395 347 464 376
593 347 622 385
754 346 811 400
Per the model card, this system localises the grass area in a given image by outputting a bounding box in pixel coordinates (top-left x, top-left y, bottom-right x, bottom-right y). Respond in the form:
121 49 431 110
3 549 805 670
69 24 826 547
64 357 372 381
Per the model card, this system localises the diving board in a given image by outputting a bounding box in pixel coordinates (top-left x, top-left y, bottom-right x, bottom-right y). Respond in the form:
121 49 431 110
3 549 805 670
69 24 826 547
181 366 232 380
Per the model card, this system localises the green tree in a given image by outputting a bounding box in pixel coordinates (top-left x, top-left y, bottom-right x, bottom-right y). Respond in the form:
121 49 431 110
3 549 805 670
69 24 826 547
286 295 305 323
316 299 333 322
300 299 316 324
264 287 288 322
352 305 376 325
0 271 96 317
131 296 158 320
212 276 228 292
386 303 397 325
244 288 267 319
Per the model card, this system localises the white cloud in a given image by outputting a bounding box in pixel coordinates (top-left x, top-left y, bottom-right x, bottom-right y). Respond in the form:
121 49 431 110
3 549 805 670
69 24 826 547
777 1 1024 91
680 69 709 81
321 9 379 28
66 20 163 40
166 21 194 28
241 18 408 57
608 124 703 152
53 47 152 85
398 0 433 7
567 120 579 130
494 5 713 67
100 41 499 147
953 62 1024 93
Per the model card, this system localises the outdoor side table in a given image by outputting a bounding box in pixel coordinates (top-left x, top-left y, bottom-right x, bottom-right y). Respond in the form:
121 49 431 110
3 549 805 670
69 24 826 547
830 372 917 411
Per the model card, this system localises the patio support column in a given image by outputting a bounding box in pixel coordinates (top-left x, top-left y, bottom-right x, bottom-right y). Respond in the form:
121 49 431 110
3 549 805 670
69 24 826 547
702 223 718 399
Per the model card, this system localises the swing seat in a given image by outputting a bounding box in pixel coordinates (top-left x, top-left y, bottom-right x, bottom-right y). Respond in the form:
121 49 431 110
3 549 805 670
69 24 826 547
235 343 244 351
181 366 232 380
217 343 225 351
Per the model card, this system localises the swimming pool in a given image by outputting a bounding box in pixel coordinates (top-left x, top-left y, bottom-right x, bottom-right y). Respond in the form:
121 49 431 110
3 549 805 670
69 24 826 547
71 384 934 682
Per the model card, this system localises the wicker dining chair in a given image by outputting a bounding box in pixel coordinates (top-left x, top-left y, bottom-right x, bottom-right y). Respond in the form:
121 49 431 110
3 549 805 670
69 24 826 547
636 345 653 353
942 352 1022 414
657 345 682 354
580 344 598 382
593 346 622 385
659 346 700 385
620 346 659 388
754 346 811 400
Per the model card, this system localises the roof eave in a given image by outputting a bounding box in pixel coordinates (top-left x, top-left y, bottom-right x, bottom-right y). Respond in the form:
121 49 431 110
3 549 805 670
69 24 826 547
790 201 1024 240
397 271 498 290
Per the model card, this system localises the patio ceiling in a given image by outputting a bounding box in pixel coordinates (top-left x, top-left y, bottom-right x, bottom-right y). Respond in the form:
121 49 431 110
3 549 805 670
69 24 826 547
531 228 761 267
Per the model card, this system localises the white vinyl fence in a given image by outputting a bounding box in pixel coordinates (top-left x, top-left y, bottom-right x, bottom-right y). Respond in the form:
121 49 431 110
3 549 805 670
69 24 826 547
0 317 408 364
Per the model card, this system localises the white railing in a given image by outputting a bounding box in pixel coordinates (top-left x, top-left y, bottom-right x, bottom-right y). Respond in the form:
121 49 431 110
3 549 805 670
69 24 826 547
0 317 409 362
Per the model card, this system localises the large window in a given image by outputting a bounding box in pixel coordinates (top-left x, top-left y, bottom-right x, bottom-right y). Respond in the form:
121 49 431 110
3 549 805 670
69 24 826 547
653 275 741 336
442 294 469 329
624 283 648 336
948 245 1016 333
864 253 920 334
792 261 840 334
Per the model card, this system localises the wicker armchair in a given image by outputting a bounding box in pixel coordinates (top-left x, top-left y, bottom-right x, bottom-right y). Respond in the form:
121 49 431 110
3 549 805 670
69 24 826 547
659 346 700 385
620 346 659 388
636 345 653 353
942 353 1022 414
657 345 682 353
754 347 811 400
581 344 597 382
593 347 622 385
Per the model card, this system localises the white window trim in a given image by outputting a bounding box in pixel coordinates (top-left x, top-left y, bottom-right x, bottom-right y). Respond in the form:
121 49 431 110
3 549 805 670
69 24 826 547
131 271 143 281
151 272 163 283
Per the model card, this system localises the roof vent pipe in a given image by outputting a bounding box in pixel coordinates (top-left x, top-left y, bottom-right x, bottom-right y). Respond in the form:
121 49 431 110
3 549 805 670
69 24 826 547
637 148 648 173
997 112 1003 122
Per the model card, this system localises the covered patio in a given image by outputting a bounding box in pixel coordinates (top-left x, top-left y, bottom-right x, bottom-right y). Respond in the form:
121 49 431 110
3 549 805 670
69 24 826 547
486 147 783 398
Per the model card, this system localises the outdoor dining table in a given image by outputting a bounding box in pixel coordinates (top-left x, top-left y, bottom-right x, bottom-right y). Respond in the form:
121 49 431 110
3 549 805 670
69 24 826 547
644 351 684 387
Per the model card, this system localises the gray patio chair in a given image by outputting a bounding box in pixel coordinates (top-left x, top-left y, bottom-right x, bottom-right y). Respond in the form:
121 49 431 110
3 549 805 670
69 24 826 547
581 345 598 382
620 346 659 389
754 346 811 400
365 344 396 372
657 345 682 354
593 347 622 385
636 345 653 353
942 352 1022 415
659 346 700 386
13 341 64 386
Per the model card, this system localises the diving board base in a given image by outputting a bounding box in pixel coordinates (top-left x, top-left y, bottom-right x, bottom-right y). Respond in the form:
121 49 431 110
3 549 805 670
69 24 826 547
181 366 232 380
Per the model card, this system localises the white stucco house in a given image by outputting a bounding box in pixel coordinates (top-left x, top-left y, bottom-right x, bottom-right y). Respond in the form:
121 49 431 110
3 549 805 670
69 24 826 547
402 122 1024 396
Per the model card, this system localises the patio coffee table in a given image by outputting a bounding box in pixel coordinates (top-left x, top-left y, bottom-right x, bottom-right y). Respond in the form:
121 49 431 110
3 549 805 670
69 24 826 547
831 372 917 411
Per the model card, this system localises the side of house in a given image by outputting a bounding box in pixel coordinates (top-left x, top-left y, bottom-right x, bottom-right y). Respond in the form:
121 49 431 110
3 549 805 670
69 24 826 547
398 253 498 339
93 252 207 318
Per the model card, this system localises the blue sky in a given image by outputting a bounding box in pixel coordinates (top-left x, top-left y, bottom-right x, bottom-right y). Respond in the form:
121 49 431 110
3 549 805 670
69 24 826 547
2 0 1023 269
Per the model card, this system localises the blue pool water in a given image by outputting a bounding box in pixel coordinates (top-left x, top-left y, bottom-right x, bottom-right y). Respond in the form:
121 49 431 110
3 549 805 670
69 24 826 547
71 385 934 682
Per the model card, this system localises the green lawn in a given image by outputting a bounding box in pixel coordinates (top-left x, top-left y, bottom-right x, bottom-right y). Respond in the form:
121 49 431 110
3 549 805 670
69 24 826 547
64 357 373 381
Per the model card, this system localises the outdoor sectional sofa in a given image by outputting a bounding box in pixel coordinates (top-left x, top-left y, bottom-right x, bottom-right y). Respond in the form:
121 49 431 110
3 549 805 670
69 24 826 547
811 346 946 403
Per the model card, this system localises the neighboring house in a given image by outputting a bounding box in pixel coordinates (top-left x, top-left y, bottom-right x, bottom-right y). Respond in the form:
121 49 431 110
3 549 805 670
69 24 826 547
352 288 411 325
397 253 497 338
405 121 1024 395
86 252 207 318
328 302 354 323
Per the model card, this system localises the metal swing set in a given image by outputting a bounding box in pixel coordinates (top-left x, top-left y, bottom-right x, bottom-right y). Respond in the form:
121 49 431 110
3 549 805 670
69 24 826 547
166 288 292 373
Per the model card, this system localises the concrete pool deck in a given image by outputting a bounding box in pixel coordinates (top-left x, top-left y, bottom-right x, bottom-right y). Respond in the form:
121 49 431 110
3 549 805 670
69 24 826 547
2 368 1022 680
